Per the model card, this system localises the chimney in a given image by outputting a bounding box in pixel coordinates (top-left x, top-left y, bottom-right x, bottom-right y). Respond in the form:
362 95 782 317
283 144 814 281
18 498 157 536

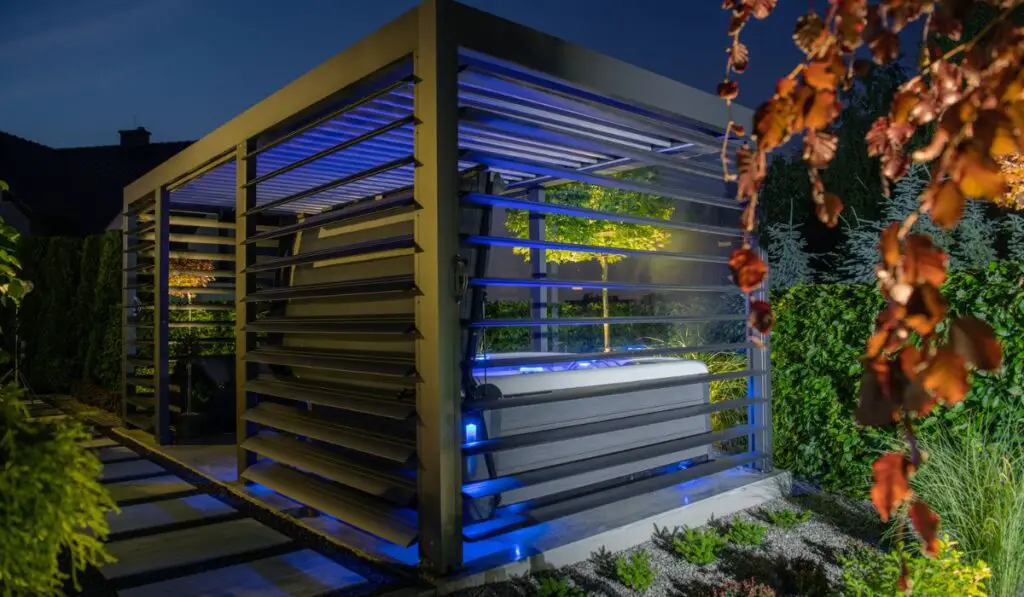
118 127 151 148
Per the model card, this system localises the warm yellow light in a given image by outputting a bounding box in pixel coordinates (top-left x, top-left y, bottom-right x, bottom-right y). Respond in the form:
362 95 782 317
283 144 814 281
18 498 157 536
997 153 1024 210
169 258 215 301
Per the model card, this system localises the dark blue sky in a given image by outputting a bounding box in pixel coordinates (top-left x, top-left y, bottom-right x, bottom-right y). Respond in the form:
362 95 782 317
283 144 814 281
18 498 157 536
1 0 821 148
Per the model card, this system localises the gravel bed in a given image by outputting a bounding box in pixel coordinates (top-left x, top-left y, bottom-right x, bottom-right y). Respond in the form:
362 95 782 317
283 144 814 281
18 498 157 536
454 490 886 597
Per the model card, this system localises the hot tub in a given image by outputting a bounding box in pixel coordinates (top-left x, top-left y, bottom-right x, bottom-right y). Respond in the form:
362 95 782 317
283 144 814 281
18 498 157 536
464 353 712 518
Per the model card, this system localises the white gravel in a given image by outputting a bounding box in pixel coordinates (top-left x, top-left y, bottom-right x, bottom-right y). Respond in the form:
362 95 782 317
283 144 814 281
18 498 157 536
453 490 886 597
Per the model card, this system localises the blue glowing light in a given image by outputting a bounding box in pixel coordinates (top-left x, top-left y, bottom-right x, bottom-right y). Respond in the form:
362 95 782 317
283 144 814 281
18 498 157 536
514 545 522 560
465 423 478 443
518 366 545 373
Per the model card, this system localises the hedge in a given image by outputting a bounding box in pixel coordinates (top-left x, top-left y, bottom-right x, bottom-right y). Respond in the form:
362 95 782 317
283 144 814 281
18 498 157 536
16 232 122 394
771 259 1024 495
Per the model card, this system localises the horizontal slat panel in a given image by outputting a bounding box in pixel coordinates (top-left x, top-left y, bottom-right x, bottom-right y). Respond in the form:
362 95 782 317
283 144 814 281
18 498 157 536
471 369 760 410
462 150 740 210
246 375 415 420
463 193 741 237
464 451 765 541
464 235 728 265
244 194 417 244
469 277 738 294
241 461 417 546
473 343 752 367
469 314 746 328
241 404 415 463
124 413 153 431
464 424 754 498
244 235 416 274
243 275 417 303
464 398 763 456
126 376 153 388
245 316 415 336
242 432 416 505
243 347 417 382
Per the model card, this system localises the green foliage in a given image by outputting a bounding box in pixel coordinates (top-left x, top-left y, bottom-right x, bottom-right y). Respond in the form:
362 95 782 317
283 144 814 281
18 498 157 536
907 421 1024 597
82 232 123 391
533 575 584 597
715 579 777 597
771 260 1024 495
770 282 892 495
613 550 656 592
504 173 675 267
0 384 117 595
668 526 728 566
840 539 991 597
764 508 812 530
725 519 767 546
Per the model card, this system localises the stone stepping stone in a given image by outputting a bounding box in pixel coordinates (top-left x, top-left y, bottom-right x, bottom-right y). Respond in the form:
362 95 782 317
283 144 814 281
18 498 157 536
106 474 197 506
96 445 141 463
118 549 366 597
103 518 293 581
101 459 167 482
107 494 238 537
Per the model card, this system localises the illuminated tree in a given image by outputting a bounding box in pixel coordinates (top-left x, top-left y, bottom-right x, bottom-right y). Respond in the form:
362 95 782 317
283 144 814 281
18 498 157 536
168 258 215 303
717 0 1022 573
505 172 674 351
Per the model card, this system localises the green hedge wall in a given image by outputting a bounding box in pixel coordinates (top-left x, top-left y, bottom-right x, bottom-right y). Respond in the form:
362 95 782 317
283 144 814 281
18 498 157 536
771 260 1024 495
17 232 122 394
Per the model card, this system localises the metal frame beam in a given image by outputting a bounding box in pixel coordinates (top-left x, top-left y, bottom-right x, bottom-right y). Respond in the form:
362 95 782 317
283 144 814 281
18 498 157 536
236 140 260 475
152 188 172 444
413 0 462 575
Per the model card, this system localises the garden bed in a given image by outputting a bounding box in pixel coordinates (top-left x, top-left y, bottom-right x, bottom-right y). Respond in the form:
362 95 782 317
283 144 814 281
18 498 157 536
453 488 891 597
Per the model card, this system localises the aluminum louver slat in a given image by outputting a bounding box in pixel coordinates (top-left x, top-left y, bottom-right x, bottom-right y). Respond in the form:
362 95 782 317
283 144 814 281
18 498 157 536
245 376 415 420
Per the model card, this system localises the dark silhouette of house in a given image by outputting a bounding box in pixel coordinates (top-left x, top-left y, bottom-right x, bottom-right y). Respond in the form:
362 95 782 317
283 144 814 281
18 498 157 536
0 128 192 236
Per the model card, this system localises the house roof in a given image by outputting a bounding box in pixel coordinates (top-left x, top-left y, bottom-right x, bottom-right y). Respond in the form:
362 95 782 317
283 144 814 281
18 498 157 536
0 131 192 235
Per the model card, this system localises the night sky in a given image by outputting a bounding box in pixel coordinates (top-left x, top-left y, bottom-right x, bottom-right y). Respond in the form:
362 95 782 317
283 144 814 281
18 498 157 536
2 1 857 148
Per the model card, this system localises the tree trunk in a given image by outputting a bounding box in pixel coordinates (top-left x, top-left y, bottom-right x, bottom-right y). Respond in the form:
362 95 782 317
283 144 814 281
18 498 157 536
601 257 610 352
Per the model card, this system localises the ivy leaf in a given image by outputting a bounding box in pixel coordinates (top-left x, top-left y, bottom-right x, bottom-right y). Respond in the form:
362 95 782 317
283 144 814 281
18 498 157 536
905 284 948 336
729 248 767 293
718 79 739 100
869 30 900 64
922 180 966 229
871 453 915 522
804 55 844 91
793 12 827 56
776 78 798 98
753 98 795 151
949 315 1002 371
803 131 838 169
729 42 749 73
748 299 773 334
910 500 941 558
879 222 901 268
921 347 971 406
856 367 901 427
955 143 1009 200
903 234 948 288
735 145 765 202
746 0 777 19
815 192 843 228
866 116 891 156
802 89 840 131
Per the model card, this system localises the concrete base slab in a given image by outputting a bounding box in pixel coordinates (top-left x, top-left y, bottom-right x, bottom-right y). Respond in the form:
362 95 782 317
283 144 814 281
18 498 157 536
434 468 791 595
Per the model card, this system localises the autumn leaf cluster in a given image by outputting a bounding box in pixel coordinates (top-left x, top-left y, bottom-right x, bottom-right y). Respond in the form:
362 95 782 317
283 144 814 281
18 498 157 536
719 0 1021 567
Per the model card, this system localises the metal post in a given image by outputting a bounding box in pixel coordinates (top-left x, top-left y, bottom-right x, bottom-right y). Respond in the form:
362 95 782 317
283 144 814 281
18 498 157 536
746 244 772 472
528 187 548 352
121 211 137 425
236 140 259 476
153 188 172 445
414 0 463 575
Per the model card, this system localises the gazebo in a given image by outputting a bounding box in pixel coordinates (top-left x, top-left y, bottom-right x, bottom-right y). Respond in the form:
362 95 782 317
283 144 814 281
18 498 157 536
120 0 773 578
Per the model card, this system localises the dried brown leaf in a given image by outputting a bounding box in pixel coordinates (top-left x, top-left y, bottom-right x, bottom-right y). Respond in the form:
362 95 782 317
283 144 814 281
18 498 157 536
729 248 768 293
949 315 1002 371
871 453 915 522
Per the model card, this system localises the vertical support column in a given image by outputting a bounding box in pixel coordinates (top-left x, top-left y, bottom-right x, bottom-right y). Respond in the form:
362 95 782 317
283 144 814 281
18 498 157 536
236 140 259 476
121 209 137 425
528 188 548 352
152 188 172 445
746 244 772 472
414 0 463 575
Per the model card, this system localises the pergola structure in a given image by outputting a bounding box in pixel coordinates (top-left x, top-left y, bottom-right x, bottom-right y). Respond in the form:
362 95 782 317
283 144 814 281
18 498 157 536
122 0 766 576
